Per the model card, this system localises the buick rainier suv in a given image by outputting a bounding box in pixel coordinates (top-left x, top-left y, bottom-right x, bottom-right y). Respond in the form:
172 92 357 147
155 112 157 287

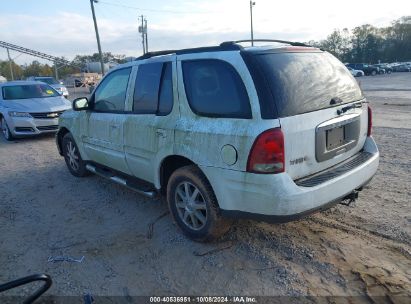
56 40 379 241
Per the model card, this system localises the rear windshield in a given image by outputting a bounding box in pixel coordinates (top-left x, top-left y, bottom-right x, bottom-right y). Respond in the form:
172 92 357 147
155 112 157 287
255 52 363 118
2 84 59 100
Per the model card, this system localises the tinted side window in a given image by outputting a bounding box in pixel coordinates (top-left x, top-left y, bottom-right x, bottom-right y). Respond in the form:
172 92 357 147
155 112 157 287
94 67 131 112
133 63 163 114
182 60 251 118
158 62 173 116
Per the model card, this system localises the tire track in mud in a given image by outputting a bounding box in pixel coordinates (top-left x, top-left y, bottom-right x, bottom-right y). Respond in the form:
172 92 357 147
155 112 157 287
227 215 411 300
306 215 410 300
308 215 411 257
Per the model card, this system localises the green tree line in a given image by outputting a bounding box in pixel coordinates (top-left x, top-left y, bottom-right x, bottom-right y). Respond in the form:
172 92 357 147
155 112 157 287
309 16 411 63
0 52 125 80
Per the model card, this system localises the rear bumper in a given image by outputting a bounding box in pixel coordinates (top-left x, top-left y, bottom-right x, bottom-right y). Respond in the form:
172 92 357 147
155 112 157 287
200 136 379 220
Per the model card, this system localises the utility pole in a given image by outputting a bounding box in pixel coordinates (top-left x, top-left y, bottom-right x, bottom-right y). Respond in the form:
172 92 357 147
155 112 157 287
6 48 14 80
144 18 148 53
54 61 58 80
250 1 256 46
139 15 146 54
90 0 105 75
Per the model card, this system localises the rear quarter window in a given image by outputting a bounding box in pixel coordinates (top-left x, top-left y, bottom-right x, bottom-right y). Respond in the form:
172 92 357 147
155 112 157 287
182 59 252 119
254 52 363 118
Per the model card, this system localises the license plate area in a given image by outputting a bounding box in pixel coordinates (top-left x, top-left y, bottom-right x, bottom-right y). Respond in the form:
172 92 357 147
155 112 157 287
326 126 345 150
315 113 361 162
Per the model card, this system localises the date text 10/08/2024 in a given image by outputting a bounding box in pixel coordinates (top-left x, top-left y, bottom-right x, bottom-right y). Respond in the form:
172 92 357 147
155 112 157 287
150 297 257 303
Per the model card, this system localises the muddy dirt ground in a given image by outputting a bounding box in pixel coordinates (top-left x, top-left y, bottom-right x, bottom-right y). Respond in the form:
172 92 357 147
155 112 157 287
0 73 410 302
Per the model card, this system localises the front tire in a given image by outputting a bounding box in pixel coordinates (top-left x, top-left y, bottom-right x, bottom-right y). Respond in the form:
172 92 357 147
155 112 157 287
1 117 13 141
371 70 377 76
62 133 90 177
167 165 232 242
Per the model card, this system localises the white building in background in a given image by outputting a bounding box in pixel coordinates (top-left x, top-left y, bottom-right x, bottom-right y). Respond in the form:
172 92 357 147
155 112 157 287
124 57 137 62
85 62 119 74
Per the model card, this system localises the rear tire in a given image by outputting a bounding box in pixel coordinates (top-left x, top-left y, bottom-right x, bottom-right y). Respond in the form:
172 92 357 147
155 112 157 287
62 133 90 177
167 165 232 242
1 117 13 141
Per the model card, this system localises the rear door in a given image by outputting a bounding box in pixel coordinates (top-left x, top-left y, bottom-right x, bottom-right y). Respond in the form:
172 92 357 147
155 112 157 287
253 51 368 180
83 67 133 174
123 58 177 184
174 52 268 176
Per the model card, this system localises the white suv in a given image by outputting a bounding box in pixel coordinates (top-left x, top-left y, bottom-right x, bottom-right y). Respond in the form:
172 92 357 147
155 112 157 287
56 40 379 241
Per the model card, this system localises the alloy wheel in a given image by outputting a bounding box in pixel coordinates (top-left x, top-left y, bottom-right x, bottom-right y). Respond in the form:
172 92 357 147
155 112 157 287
66 141 79 171
175 181 207 230
1 118 10 140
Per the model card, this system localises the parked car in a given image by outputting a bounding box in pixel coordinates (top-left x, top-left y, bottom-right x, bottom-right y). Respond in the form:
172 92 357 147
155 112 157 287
372 65 385 74
56 40 379 241
374 64 392 74
0 75 7 83
346 67 364 77
0 81 71 140
393 64 411 72
346 63 379 76
26 76 69 97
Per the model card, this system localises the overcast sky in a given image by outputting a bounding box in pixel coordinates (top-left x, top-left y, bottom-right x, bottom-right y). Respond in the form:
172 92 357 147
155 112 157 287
1 0 410 64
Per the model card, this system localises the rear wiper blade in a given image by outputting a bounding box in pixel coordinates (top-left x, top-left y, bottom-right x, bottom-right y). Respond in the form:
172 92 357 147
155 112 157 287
337 103 362 115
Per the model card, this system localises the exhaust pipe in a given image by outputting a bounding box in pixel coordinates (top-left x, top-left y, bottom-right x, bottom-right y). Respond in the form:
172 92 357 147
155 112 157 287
339 191 359 206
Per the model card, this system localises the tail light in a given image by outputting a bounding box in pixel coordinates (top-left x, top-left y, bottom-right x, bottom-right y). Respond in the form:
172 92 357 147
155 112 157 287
367 105 372 136
247 128 285 174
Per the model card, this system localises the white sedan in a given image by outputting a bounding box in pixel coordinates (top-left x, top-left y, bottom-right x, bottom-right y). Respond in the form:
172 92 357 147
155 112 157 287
0 81 72 140
347 67 364 77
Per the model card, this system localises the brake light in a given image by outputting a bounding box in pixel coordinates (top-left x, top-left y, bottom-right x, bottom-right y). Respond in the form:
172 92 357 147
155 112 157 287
247 128 285 174
367 105 372 136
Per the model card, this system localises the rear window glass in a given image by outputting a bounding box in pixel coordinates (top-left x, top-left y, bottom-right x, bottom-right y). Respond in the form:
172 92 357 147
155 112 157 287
2 84 59 100
158 62 173 116
133 62 163 114
182 59 251 119
256 52 363 118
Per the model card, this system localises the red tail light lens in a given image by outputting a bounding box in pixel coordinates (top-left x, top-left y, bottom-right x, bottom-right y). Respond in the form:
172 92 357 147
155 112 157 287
247 128 285 174
367 105 372 136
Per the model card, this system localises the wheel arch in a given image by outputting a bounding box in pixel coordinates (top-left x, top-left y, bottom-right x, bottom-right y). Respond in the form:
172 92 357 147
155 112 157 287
158 155 216 196
56 127 70 156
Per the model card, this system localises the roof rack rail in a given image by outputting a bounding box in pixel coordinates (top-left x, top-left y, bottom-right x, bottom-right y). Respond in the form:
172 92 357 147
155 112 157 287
136 43 243 60
136 50 177 60
220 39 312 47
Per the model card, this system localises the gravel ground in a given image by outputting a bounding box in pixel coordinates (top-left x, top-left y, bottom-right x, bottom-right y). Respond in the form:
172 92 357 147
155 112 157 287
0 73 410 302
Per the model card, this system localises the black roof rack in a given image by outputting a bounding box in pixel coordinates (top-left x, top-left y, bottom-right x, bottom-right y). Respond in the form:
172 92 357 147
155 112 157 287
220 39 313 47
136 50 178 60
136 43 243 60
135 39 315 61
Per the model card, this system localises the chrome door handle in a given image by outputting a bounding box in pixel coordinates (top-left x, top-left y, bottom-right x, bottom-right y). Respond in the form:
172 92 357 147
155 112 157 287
156 129 167 138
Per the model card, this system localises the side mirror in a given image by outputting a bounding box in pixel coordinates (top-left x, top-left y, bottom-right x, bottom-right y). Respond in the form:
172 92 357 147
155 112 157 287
72 97 90 111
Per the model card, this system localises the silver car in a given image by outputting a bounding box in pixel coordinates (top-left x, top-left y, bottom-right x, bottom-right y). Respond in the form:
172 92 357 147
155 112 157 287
27 76 69 97
0 81 72 141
